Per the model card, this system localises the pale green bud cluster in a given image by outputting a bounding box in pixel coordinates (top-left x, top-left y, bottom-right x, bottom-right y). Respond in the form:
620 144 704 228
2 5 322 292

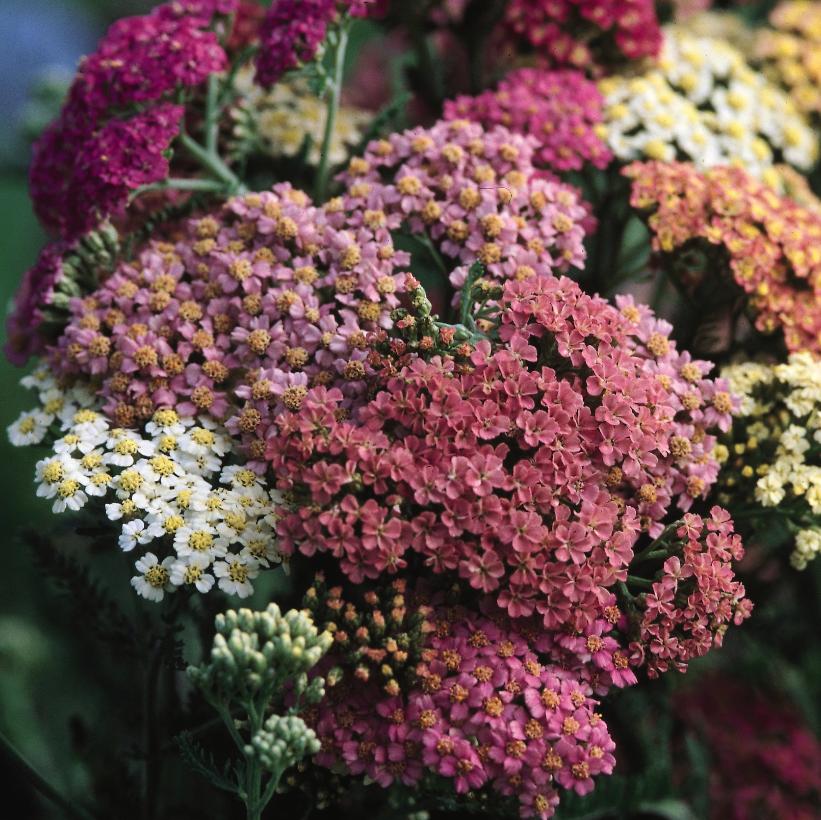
188 604 332 707
246 714 320 773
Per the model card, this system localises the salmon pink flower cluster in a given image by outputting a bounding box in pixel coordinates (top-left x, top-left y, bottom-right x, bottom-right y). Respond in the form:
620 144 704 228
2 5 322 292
625 160 821 353
630 508 752 677
337 119 588 305
308 587 617 820
444 69 613 174
270 276 739 638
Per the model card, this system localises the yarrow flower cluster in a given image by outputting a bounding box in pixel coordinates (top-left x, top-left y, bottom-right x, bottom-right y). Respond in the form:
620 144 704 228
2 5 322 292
754 1 821 122
503 0 662 70
49 183 409 467
270 276 736 636
444 69 613 175
231 69 370 167
256 0 383 87
628 508 751 677
599 28 817 179
720 353 821 569
308 590 617 819
8 370 280 601
336 119 588 306
30 0 235 240
676 676 821 819
625 160 821 353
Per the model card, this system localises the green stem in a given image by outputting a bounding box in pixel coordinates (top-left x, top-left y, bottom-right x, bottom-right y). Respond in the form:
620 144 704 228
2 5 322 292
0 730 96 820
632 548 672 564
179 133 245 192
314 25 350 202
205 73 220 156
142 638 165 820
131 178 227 200
627 574 654 590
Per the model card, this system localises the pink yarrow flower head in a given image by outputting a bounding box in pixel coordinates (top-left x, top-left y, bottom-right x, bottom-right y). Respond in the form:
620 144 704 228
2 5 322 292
308 592 617 819
256 0 385 87
29 0 235 240
504 0 662 72
270 275 737 644
336 118 589 309
630 507 752 678
48 182 409 468
444 69 613 174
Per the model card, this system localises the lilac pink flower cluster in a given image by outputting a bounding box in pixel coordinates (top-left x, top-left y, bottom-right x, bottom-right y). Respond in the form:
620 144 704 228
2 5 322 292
49 183 408 469
307 582 617 819
443 69 613 175
336 119 588 306
503 0 662 71
625 161 821 354
270 276 737 642
30 0 235 240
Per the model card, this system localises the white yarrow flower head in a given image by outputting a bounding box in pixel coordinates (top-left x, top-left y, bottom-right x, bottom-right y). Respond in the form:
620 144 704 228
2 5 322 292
118 518 162 552
131 553 175 602
144 408 190 437
7 410 50 446
170 553 215 593
213 555 259 598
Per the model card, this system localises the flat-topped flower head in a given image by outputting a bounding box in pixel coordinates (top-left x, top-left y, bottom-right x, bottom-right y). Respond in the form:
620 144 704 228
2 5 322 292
336 119 588 307
311 595 617 818
49 183 409 468
754 1 821 122
504 0 662 72
444 69 612 174
599 27 818 178
625 160 821 353
271 276 734 636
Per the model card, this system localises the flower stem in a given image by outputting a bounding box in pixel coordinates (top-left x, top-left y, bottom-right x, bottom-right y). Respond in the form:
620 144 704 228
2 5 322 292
0 730 96 820
314 24 350 203
205 73 220 156
627 574 654 590
179 133 245 192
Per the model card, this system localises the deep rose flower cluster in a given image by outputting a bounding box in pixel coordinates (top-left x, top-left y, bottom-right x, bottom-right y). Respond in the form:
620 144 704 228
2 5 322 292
336 119 588 306
6 245 67 366
630 508 751 677
504 0 662 70
49 183 408 469
30 0 234 240
256 0 384 87
625 161 821 353
676 676 821 819
443 69 613 174
309 597 617 819
270 276 735 634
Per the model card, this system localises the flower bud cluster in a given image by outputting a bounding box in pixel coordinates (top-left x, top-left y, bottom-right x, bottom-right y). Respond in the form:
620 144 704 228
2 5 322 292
190 604 332 707
247 714 320 773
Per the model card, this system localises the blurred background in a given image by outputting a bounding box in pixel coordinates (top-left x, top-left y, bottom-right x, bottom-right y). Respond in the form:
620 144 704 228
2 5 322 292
0 3 156 816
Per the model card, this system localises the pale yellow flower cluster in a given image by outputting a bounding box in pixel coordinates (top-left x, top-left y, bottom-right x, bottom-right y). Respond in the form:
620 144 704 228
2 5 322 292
232 68 370 167
754 1 821 121
721 353 821 568
600 26 818 183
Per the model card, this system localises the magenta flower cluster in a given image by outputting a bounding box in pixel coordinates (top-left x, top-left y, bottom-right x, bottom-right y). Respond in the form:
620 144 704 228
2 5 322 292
30 0 234 240
633 509 752 677
444 69 613 174
49 183 407 468
256 0 384 87
5 245 67 366
337 119 588 305
504 0 662 70
313 603 616 819
270 275 736 636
